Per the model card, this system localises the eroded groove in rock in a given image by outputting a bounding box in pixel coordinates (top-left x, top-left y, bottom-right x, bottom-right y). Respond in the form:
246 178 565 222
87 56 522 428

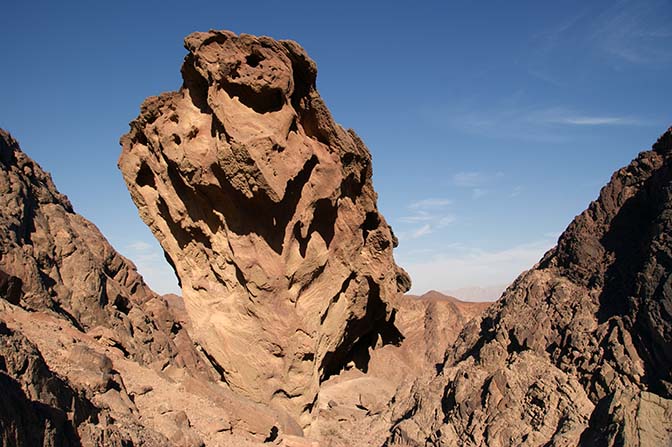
119 30 410 426
388 128 672 447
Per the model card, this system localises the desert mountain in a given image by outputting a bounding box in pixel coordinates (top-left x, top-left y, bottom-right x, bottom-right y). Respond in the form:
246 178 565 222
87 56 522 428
389 129 672 446
1 28 670 447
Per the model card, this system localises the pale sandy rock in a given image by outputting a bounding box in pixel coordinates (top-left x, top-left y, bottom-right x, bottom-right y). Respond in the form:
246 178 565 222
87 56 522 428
119 29 410 425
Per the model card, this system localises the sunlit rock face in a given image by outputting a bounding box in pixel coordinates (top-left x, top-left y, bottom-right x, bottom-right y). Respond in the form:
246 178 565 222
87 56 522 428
119 30 410 425
0 129 220 446
387 128 672 447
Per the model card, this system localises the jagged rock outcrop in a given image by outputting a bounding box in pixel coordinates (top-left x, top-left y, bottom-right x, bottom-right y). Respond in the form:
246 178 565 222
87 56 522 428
0 130 303 446
311 292 490 446
119 30 410 425
388 129 672 446
0 320 173 446
0 129 208 374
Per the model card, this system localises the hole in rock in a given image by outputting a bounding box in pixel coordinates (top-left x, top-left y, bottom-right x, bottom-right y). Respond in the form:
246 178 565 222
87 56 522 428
246 52 264 67
136 163 156 189
113 295 131 315
361 211 380 242
264 426 279 443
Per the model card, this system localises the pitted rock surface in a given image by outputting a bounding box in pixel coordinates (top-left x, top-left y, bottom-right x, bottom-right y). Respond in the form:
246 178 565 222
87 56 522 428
0 130 298 446
119 30 410 424
0 129 207 372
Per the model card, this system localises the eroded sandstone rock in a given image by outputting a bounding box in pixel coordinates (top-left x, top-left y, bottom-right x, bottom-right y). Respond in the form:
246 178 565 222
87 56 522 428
0 129 296 446
119 30 410 424
0 129 209 375
388 128 672 446
310 291 490 446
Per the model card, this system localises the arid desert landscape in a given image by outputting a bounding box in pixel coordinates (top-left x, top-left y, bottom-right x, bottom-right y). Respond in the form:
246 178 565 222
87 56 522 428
1 2 672 446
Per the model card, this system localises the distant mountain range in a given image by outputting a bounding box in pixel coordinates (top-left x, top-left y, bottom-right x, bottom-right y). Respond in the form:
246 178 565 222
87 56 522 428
443 284 509 301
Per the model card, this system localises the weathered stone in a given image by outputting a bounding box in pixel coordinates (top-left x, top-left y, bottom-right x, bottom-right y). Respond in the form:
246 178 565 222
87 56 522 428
0 129 209 376
119 29 410 425
0 129 306 446
387 128 672 447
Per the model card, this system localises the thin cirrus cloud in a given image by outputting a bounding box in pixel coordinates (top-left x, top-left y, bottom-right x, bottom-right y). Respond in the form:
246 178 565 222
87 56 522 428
453 171 488 188
527 1 672 76
452 171 502 199
430 102 651 143
409 198 453 209
400 238 556 297
537 109 643 126
591 0 672 65
397 197 455 240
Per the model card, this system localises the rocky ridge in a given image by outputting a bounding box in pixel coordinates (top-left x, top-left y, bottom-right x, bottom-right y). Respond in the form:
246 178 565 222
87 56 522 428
0 129 311 446
0 125 482 446
388 129 672 446
1 27 670 447
311 291 490 446
119 30 411 426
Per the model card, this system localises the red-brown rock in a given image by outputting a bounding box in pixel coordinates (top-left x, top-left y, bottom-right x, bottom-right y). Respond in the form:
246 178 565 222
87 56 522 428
119 30 410 425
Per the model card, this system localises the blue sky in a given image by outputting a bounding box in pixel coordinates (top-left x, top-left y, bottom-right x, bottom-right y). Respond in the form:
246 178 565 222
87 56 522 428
1 0 670 298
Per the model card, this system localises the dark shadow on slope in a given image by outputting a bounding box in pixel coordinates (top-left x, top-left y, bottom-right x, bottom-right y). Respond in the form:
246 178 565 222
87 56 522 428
597 155 672 397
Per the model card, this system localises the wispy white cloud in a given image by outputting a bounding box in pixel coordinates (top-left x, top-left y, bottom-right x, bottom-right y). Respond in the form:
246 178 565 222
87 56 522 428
429 101 652 143
538 110 642 126
437 216 456 227
411 224 433 239
409 198 453 209
591 0 672 65
528 0 672 69
399 238 556 295
399 210 435 223
397 213 457 240
397 198 456 240
453 171 488 188
472 188 488 199
452 171 502 199
557 116 635 126
126 240 153 251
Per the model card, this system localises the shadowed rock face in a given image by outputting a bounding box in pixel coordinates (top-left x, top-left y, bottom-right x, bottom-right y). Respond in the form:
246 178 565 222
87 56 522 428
388 129 672 447
0 130 316 446
0 130 207 372
119 30 410 424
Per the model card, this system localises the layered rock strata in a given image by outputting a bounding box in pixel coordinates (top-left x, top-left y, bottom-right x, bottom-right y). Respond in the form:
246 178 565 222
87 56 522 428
119 30 410 424
388 129 672 447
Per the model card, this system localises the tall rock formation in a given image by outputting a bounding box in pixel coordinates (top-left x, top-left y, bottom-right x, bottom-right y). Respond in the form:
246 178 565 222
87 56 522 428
389 129 672 446
0 130 295 446
119 30 410 424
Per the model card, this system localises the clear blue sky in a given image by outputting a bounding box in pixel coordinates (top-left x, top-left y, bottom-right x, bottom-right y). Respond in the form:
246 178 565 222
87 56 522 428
1 0 670 298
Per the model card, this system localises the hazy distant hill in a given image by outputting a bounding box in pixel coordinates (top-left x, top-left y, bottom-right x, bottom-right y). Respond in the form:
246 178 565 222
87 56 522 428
444 284 508 301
